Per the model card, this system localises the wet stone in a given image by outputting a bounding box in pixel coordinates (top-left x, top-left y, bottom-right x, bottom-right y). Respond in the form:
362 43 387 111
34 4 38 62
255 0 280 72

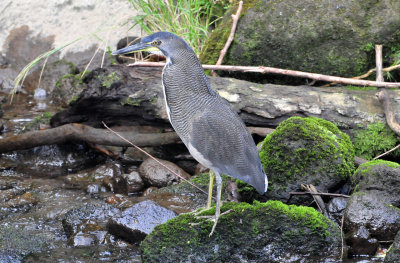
112 171 144 195
62 203 120 247
327 197 347 225
345 225 379 256
107 200 177 244
139 158 190 188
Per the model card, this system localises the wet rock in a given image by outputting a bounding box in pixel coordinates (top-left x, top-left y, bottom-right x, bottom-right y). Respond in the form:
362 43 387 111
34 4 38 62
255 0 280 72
62 203 120 247
327 197 347 225
2 144 105 177
344 160 400 256
121 171 144 194
0 226 51 263
64 162 121 191
385 230 400 263
345 225 379 256
259 117 355 203
140 201 342 262
139 158 190 188
107 200 177 244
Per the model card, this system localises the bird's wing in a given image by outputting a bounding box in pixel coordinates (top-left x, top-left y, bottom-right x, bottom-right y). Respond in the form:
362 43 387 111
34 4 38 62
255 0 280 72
187 101 265 191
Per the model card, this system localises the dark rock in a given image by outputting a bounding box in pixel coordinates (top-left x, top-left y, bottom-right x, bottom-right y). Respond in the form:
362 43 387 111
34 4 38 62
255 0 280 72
1 144 105 178
344 160 400 256
139 158 190 188
259 116 355 203
385 230 400 263
122 171 144 194
62 203 120 246
140 201 342 262
327 197 347 225
202 0 400 83
345 225 379 256
107 200 177 244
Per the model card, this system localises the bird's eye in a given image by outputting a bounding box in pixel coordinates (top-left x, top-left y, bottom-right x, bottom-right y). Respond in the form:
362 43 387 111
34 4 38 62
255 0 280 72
152 40 161 46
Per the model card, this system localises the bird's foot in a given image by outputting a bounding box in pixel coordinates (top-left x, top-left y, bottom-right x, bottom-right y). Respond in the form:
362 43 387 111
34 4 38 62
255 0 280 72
189 209 232 236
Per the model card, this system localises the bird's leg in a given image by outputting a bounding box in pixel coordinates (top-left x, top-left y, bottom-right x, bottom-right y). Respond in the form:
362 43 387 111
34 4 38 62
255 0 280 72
207 170 215 209
209 172 222 237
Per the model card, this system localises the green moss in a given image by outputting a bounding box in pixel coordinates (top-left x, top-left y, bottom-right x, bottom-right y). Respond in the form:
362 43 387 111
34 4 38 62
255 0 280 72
140 200 338 261
259 117 355 193
55 73 83 89
22 112 54 132
353 122 400 160
98 72 119 88
122 97 142 107
345 85 377 91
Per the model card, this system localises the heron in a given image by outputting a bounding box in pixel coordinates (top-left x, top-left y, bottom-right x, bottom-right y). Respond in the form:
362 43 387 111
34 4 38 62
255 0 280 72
112 32 268 236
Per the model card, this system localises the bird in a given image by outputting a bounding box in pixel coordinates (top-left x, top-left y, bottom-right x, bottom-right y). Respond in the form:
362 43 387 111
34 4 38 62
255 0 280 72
112 32 268 236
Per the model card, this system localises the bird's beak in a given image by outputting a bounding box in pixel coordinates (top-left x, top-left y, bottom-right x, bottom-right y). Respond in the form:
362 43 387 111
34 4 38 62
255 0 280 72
111 42 159 55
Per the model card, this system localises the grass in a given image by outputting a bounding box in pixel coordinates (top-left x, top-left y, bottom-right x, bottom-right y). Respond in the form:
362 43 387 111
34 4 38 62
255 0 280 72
127 0 220 55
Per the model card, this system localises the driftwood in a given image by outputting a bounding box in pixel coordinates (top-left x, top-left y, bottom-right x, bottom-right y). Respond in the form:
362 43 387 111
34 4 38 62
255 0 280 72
0 122 272 154
211 0 243 77
0 123 180 153
127 62 400 88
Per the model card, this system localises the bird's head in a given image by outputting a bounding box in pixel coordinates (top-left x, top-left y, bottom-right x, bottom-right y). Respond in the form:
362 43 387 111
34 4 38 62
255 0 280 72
112 32 194 62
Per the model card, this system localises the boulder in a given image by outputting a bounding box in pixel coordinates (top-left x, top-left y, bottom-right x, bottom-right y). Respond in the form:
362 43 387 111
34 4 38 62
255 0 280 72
344 160 400 256
201 0 400 83
107 200 177 244
140 201 342 262
0 0 139 70
259 116 355 203
139 158 190 188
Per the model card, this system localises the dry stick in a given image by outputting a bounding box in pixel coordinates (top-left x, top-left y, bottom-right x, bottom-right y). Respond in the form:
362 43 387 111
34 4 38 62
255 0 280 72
288 192 350 198
102 122 211 197
353 64 400 80
375 45 384 82
340 215 345 261
126 62 400 88
211 0 243 77
374 144 400 160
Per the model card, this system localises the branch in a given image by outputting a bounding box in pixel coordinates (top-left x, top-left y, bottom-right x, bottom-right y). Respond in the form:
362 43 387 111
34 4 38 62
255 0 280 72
126 62 400 88
211 1 243 77
0 123 180 153
375 45 383 82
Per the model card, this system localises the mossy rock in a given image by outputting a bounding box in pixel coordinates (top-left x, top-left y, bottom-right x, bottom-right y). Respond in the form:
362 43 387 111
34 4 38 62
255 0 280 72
260 116 355 202
140 200 341 262
351 159 400 197
352 122 400 160
202 0 400 84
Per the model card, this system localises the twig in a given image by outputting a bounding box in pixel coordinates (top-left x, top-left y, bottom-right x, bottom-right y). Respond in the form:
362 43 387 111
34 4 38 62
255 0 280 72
353 62 400 80
375 45 383 82
126 62 400 88
102 122 211 197
211 1 243 77
288 192 350 198
340 215 345 261
374 143 400 160
301 184 328 217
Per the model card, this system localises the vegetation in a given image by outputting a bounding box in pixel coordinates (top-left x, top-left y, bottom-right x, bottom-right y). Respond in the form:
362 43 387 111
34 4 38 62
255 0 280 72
353 122 400 160
128 0 230 54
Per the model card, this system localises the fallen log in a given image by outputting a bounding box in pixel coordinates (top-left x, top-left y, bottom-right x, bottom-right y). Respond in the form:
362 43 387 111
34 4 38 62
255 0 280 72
0 123 180 153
